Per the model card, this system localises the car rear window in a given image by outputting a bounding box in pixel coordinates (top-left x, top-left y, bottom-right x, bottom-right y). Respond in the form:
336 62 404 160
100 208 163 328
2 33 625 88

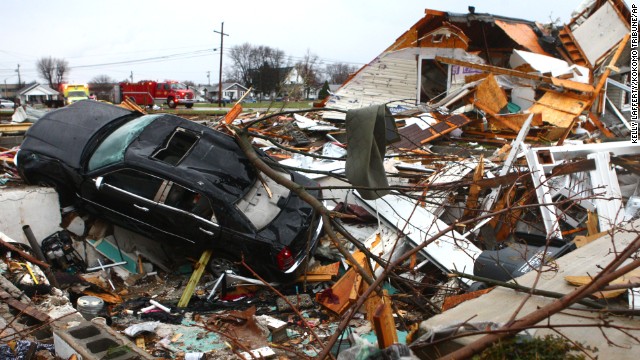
88 114 159 171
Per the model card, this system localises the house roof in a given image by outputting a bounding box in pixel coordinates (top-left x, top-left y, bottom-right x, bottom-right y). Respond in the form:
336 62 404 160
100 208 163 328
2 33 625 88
385 8 548 55
202 82 249 92
19 83 58 96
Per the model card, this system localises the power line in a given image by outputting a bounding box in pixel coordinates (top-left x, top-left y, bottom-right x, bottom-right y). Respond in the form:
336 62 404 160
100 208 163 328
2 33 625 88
71 49 217 69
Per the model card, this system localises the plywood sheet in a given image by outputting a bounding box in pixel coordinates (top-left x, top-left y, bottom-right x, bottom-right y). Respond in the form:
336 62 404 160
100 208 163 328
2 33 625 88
476 74 507 113
495 20 550 55
527 92 588 128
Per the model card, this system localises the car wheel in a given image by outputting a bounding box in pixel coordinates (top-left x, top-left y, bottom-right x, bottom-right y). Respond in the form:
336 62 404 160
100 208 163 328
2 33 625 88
167 97 177 109
185 103 193 109
208 254 241 277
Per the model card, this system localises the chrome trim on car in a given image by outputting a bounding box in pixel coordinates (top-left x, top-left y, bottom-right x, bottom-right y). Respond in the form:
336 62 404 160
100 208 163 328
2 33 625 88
284 211 324 274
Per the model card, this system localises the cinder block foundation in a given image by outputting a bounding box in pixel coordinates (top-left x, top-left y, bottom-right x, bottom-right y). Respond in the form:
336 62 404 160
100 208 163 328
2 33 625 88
52 312 153 360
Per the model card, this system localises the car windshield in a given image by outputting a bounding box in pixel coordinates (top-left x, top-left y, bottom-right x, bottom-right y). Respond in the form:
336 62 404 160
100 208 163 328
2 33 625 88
88 114 160 171
67 91 88 97
170 83 187 90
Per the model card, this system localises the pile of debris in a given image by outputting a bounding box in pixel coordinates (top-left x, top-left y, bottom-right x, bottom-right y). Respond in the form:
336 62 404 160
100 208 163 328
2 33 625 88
0 1 639 359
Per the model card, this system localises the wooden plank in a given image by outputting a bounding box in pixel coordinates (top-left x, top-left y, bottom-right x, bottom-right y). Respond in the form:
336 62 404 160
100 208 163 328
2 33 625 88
473 101 521 133
487 113 543 132
461 156 484 221
177 249 213 308
586 210 599 236
435 56 594 93
0 289 51 322
316 267 359 315
0 123 32 133
373 290 398 348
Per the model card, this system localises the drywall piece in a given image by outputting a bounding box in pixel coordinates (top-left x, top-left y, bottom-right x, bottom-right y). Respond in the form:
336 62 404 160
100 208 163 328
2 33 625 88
353 191 481 282
509 49 590 84
511 87 536 111
0 186 61 246
572 1 629 65
588 152 623 232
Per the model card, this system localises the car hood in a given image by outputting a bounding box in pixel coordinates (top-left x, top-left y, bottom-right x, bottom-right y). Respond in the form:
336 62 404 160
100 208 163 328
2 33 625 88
20 101 135 169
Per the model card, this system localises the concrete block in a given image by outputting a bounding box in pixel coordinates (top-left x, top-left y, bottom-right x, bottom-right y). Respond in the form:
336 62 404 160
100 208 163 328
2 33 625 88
52 312 154 360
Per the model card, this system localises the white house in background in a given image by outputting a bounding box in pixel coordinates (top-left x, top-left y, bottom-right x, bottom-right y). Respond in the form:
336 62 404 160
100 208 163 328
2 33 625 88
18 83 59 105
198 83 251 102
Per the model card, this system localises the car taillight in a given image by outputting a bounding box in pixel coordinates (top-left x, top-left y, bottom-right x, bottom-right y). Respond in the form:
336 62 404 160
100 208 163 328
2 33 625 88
276 247 294 270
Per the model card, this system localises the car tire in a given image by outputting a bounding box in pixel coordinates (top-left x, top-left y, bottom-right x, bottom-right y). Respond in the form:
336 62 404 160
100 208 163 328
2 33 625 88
208 253 241 277
185 103 193 109
167 97 177 109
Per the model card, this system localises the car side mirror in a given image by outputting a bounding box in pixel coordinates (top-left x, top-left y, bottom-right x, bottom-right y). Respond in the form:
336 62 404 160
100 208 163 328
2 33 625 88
94 176 104 190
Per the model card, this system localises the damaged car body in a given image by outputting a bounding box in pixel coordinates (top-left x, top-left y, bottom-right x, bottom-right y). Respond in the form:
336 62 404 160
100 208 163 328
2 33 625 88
16 100 323 281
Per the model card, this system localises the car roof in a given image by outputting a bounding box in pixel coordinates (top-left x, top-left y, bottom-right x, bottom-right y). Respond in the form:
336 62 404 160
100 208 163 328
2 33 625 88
125 114 257 203
21 101 135 169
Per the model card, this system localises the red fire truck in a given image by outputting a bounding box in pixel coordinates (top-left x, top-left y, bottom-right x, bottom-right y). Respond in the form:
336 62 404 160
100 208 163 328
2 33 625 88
117 80 195 108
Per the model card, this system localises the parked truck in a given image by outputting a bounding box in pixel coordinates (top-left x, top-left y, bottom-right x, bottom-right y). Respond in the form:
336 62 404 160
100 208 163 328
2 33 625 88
116 80 195 109
59 83 90 105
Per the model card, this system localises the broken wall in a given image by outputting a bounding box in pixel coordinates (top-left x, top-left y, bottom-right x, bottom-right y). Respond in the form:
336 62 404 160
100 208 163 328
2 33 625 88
0 187 61 245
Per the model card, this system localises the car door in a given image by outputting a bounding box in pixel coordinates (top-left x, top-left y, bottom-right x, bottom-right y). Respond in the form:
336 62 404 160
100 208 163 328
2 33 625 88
79 168 163 232
149 181 221 246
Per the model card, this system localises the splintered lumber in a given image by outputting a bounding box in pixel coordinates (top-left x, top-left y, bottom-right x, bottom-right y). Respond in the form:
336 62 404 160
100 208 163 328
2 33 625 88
0 123 32 133
435 56 594 93
573 231 607 248
442 287 493 311
297 262 340 282
372 290 398 349
177 249 213 308
473 101 521 133
316 267 359 315
565 268 640 299
461 156 484 221
588 112 615 138
0 288 51 322
390 114 472 150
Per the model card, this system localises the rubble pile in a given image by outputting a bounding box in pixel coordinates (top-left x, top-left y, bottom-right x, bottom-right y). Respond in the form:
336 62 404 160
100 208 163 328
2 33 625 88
0 1 639 359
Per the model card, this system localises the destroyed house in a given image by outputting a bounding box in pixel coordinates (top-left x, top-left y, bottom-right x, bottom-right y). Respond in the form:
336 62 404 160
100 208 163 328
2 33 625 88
326 7 554 115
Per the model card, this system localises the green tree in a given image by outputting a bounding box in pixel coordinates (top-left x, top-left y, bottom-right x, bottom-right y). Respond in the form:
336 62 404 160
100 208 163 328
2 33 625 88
318 80 330 100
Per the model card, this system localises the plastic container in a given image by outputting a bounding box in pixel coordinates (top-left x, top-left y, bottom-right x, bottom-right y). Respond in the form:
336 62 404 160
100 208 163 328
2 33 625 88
77 296 104 320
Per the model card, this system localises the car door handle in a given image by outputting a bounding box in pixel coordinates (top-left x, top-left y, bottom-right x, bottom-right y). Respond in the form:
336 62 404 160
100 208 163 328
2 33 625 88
199 227 214 236
133 204 149 212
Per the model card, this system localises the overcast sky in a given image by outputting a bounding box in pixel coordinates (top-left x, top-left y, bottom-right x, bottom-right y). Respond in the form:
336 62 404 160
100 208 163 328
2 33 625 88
0 0 628 86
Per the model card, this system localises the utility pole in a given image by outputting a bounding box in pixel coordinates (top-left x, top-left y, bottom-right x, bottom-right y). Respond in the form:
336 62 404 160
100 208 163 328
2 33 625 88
213 22 229 107
206 71 210 85
130 71 133 83
15 64 21 86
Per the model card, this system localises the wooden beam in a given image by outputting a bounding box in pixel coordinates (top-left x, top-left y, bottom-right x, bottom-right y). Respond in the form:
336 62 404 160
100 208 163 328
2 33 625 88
177 249 213 308
435 56 594 93
373 290 398 349
462 156 484 220
0 289 51 323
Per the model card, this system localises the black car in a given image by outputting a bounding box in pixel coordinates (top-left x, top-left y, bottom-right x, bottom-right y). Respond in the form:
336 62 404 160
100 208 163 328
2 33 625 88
17 100 323 282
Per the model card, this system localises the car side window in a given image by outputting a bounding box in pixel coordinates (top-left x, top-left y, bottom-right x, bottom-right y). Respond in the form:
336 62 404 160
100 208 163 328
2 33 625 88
164 183 217 223
102 169 163 201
